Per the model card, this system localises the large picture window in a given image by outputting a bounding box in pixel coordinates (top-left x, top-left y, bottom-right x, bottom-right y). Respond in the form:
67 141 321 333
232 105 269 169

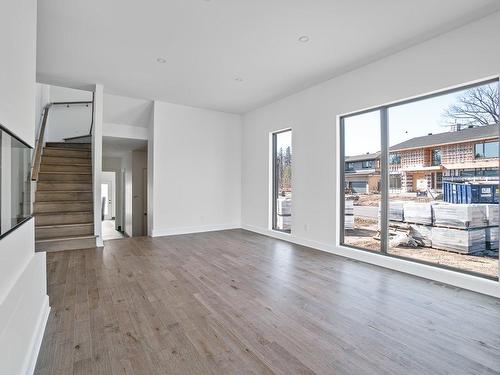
272 129 292 233
341 79 499 279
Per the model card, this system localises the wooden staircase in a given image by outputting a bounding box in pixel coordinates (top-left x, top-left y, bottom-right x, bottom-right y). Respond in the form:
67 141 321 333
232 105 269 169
34 142 96 252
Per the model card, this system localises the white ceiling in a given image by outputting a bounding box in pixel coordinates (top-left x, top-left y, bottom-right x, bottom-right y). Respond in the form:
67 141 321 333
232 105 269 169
37 0 500 114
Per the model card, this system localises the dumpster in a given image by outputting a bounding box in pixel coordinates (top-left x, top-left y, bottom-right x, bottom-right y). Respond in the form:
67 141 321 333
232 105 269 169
443 181 498 204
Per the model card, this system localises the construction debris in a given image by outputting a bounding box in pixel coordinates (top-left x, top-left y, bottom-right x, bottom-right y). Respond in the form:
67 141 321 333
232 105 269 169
389 232 419 248
409 224 432 247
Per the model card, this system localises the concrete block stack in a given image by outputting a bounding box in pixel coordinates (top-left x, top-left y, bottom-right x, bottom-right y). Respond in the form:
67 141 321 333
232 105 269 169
345 200 354 230
276 197 292 231
402 202 433 225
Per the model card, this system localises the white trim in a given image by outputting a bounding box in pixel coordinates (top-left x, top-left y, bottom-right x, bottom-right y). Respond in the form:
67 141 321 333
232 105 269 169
23 296 50 375
242 224 500 298
151 224 240 237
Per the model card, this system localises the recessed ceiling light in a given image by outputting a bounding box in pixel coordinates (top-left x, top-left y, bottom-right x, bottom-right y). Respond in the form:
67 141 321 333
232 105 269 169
298 35 310 43
235 77 243 82
156 57 167 63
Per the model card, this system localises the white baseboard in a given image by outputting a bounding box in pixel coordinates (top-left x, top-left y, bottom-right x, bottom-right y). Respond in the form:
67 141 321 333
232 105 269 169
242 224 500 299
152 223 240 237
25 295 50 375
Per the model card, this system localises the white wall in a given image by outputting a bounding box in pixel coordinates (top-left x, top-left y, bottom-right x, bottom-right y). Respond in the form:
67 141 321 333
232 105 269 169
0 0 50 374
242 12 500 298
45 85 93 142
104 93 152 128
92 84 104 247
151 101 242 236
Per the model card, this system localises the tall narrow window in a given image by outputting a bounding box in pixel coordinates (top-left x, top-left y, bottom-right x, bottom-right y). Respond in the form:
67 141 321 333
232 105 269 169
341 110 381 252
341 78 499 279
272 129 292 233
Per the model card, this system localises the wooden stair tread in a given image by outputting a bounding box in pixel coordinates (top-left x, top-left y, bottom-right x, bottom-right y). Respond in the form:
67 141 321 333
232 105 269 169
43 147 90 151
36 190 93 192
36 222 93 229
35 200 93 204
42 156 91 161
34 210 93 216
38 171 92 175
36 235 96 243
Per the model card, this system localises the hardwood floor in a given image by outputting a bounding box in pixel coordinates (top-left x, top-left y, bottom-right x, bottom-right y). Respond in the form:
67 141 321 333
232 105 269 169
35 229 500 375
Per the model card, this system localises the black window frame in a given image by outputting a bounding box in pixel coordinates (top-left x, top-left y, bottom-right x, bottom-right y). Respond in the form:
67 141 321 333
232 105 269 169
340 77 500 281
272 129 292 233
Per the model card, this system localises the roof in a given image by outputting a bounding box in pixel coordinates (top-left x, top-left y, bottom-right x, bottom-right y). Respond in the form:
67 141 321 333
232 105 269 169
345 152 380 162
390 124 499 151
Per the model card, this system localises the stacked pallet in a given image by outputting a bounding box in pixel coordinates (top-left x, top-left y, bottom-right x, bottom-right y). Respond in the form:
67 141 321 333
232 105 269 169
384 201 499 254
431 227 486 254
485 204 499 250
486 227 499 250
403 203 433 225
345 200 354 230
276 197 291 231
432 204 487 229
486 204 499 226
389 201 404 222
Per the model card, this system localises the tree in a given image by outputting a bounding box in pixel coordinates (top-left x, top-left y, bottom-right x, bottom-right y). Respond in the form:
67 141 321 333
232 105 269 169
443 84 499 126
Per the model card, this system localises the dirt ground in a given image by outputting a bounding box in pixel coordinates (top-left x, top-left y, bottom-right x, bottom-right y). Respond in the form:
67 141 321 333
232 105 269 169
344 218 498 277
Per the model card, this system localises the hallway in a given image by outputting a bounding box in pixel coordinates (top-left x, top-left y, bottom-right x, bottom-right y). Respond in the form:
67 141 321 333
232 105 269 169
102 219 125 241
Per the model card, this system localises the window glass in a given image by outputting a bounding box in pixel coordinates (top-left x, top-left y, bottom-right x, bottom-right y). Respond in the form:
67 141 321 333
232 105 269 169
272 130 292 233
342 110 381 252
341 79 499 279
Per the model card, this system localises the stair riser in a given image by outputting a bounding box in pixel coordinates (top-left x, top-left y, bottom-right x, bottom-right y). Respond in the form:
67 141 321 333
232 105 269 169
45 142 91 150
37 182 92 192
35 191 93 202
34 202 93 213
38 173 92 182
35 212 93 226
36 225 94 240
40 164 92 173
43 149 91 158
41 156 91 165
36 237 96 252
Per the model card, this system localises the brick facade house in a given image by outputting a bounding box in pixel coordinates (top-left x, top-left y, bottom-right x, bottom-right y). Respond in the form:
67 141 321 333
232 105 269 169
345 124 499 193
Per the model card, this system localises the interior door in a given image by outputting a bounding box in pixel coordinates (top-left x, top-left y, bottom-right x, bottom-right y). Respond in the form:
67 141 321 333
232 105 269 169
143 168 147 235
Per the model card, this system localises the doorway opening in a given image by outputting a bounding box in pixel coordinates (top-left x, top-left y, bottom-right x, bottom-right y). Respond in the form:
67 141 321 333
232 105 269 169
101 171 124 240
102 136 148 240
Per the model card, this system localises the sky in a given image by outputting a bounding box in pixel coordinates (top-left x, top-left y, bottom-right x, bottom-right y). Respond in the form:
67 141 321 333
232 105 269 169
344 82 497 157
276 130 292 153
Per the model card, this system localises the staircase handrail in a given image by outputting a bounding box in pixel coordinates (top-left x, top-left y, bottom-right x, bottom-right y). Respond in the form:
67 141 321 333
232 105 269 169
31 101 93 181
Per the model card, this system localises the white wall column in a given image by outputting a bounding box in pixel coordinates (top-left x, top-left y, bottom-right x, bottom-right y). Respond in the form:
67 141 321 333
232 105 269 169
92 84 104 247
